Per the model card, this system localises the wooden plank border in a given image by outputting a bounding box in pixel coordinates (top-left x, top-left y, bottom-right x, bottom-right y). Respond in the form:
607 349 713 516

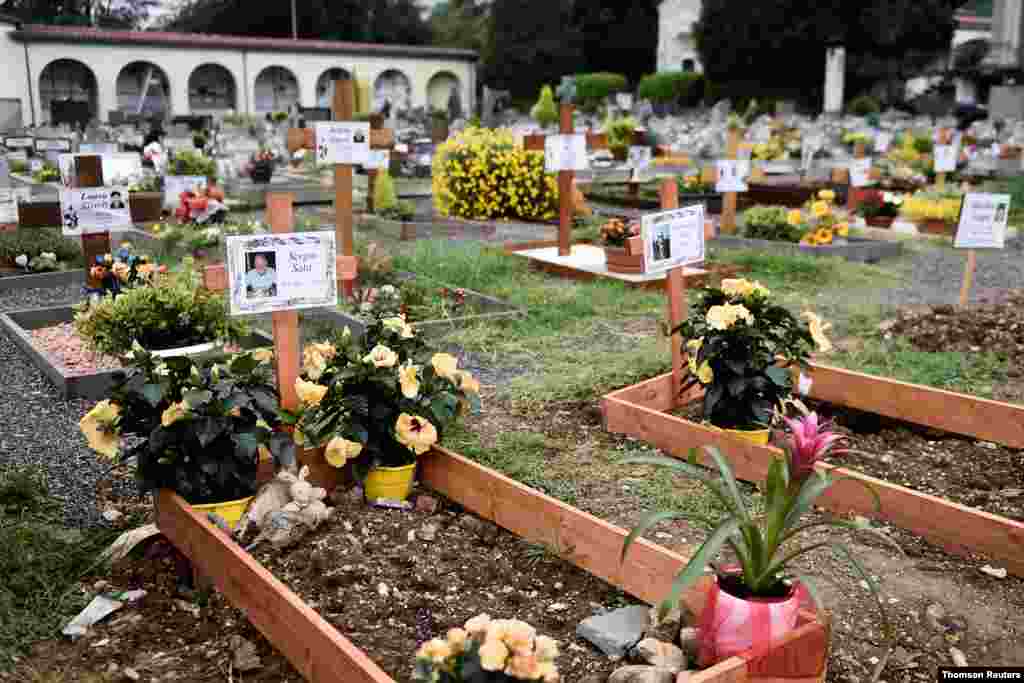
156 446 829 683
602 373 1024 578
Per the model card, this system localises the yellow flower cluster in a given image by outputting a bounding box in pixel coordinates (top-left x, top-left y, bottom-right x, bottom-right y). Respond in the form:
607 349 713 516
798 190 849 246
752 137 786 161
432 127 559 222
416 614 560 682
899 192 963 223
721 278 770 299
79 399 121 459
706 303 754 331
302 342 336 380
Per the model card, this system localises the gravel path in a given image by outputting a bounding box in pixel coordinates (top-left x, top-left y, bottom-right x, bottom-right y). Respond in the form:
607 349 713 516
0 284 83 313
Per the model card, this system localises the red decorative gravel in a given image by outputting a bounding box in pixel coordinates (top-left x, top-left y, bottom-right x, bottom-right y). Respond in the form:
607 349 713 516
29 323 124 376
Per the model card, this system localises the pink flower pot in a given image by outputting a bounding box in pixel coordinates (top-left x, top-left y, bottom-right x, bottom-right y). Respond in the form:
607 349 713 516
700 574 802 665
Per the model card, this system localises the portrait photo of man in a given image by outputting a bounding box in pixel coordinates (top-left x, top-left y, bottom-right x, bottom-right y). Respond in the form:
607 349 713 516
109 190 126 210
245 252 277 298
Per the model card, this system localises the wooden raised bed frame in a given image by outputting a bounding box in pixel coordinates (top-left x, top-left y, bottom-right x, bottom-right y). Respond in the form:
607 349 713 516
156 446 829 683
601 270 1024 578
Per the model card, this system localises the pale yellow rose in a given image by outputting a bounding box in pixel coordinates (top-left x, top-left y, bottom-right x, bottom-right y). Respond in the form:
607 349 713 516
161 401 188 427
324 436 363 468
801 312 834 353
395 413 438 455
538 660 560 682
464 614 492 637
363 344 398 369
721 278 753 297
534 635 559 662
478 638 510 672
502 619 536 656
446 628 468 654
456 370 480 395
398 362 420 399
252 348 274 364
302 342 336 380
505 654 541 680
295 378 328 406
697 361 714 384
705 303 754 331
431 352 459 380
416 638 452 664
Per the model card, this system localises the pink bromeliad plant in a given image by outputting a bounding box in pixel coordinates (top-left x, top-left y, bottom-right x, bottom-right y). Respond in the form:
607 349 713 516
781 410 847 481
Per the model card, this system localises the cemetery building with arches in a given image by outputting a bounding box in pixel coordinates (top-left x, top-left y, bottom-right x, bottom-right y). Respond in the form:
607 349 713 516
0 17 477 128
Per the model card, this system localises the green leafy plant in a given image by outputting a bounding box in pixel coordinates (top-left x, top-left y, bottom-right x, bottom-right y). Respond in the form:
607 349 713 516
9 159 28 174
622 413 895 655
848 95 881 116
32 164 61 183
673 279 825 430
604 115 638 149
288 315 481 476
0 229 80 267
531 85 559 129
374 171 399 214
74 259 247 356
575 72 628 111
272 111 290 123
128 175 162 193
638 72 705 106
170 149 217 180
80 346 295 503
741 205 803 243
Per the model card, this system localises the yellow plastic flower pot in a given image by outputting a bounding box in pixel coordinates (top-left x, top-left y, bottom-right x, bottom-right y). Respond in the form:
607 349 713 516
364 463 417 502
722 428 772 446
191 496 254 530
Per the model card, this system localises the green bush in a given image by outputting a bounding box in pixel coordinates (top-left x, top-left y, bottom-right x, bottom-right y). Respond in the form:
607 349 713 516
638 72 705 106
742 205 802 243
531 85 559 128
848 94 881 116
0 229 81 266
575 72 628 111
374 172 399 214
170 150 217 180
9 159 28 174
74 260 246 356
32 165 60 183
912 136 935 155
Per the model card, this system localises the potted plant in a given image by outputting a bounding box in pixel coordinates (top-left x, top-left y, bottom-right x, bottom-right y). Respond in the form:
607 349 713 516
170 149 217 184
672 278 831 443
841 131 874 154
32 164 61 184
287 314 481 502
0 228 80 274
857 191 904 228
250 149 276 184
599 217 643 273
128 176 165 223
796 190 850 247
679 173 723 213
741 205 803 243
84 242 165 300
414 614 561 682
79 346 294 528
622 411 894 667
604 115 638 162
74 258 248 358
899 188 963 235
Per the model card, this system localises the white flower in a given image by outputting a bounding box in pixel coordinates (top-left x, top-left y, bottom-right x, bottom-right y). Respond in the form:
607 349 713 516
380 284 397 298
40 252 57 261
14 254 28 267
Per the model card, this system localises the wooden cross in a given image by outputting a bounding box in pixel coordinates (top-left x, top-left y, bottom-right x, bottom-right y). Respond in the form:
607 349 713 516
523 103 608 256
846 142 867 212
286 79 394 266
71 154 113 290
202 192 358 490
718 127 742 235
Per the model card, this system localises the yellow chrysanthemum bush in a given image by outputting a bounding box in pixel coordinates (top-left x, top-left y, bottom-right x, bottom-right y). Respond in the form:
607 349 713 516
289 313 481 479
899 187 964 225
673 280 831 430
432 127 558 222
796 190 850 247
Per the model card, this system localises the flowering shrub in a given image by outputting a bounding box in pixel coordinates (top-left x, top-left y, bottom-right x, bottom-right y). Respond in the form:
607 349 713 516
0 229 80 270
288 314 480 475
414 614 560 682
900 188 964 224
857 191 904 220
741 205 803 243
795 191 850 246
432 127 558 222
85 241 164 299
677 174 715 194
674 279 829 429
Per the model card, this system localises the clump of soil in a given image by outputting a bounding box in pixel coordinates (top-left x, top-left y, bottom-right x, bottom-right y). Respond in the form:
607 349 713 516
251 489 632 683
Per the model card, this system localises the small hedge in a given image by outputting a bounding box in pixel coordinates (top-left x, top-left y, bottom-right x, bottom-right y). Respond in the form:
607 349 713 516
575 73 628 110
0 229 82 266
638 72 705 107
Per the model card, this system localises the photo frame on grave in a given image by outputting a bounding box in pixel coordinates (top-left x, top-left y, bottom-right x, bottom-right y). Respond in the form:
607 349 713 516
641 204 705 275
59 186 133 236
225 231 338 316
954 193 1011 250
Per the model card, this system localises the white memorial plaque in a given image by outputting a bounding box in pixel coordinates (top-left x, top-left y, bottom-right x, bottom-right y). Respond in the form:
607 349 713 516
849 158 874 188
641 204 706 275
315 122 370 166
59 187 132 236
628 146 653 170
0 187 31 223
715 160 749 193
80 143 118 155
225 231 338 315
544 134 588 172
163 175 208 209
934 145 958 173
4 136 34 150
35 138 72 153
364 150 390 170
616 93 634 110
954 193 1011 250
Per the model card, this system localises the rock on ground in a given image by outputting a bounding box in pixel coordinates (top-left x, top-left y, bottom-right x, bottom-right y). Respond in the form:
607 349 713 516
607 664 676 683
633 638 686 673
577 605 650 658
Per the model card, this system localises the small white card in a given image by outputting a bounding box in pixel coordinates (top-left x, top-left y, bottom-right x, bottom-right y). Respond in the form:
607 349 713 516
934 145 958 173
715 160 749 193
225 231 338 315
315 122 370 166
641 204 706 274
163 175 208 209
35 138 72 153
849 158 874 188
364 150 390 170
4 136 34 150
954 193 1011 249
544 134 589 172
60 187 133 236
0 187 31 223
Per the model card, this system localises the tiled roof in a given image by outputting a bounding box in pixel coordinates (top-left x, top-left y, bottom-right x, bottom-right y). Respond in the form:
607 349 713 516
12 24 478 61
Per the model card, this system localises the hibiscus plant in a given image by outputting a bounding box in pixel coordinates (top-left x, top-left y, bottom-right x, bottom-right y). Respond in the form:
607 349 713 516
284 313 481 477
79 344 295 504
621 411 897 642
674 278 830 431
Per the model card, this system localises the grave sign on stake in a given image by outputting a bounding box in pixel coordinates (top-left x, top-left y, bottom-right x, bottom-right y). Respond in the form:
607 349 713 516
954 192 1011 307
934 128 957 189
57 154 119 289
717 127 744 234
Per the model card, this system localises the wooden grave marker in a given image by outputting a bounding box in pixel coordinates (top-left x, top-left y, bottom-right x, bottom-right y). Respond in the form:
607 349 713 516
67 155 113 289
202 191 358 490
717 127 743 235
954 192 1012 307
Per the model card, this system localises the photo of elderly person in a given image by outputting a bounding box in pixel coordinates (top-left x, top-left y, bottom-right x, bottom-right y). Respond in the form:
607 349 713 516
245 252 277 298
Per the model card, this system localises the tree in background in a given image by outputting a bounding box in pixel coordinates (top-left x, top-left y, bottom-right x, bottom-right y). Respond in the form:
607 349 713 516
0 0 158 27
570 0 658 86
694 0 971 108
430 0 491 53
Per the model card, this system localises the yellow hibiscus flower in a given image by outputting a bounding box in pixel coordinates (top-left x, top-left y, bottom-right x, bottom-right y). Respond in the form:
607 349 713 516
363 344 398 369
456 370 480 394
295 378 328 406
705 303 754 330
395 413 438 455
787 209 803 226
79 400 121 459
431 353 459 380
697 361 714 384
398 362 420 399
161 401 188 427
324 436 363 468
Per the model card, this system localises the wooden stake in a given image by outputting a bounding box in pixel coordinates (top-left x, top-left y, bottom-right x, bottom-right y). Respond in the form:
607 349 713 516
334 81 355 259
959 249 977 307
720 128 741 235
847 142 866 212
558 103 574 257
660 177 679 210
75 154 111 289
266 193 300 413
366 113 384 213
667 266 687 408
